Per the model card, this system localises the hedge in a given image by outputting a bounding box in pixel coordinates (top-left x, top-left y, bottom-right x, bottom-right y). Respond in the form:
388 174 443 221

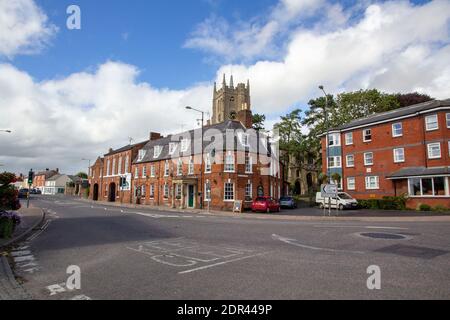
357 196 407 210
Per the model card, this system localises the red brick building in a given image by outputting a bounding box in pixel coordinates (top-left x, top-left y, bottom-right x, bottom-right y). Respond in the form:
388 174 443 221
321 99 450 209
33 169 59 191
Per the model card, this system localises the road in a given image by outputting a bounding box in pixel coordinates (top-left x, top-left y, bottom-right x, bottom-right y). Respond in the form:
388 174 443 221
8 195 450 300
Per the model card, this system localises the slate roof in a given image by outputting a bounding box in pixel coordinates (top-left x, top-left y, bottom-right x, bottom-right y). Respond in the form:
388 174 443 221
330 99 450 132
133 120 273 164
387 167 450 179
35 170 58 179
104 140 148 156
46 174 63 181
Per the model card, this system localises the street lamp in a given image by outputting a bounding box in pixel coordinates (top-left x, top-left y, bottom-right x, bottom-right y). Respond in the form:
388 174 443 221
318 85 330 182
0 130 12 133
185 106 206 209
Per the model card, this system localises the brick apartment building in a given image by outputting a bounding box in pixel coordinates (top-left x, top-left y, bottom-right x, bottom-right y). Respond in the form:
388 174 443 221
33 168 59 191
321 99 450 209
89 76 284 211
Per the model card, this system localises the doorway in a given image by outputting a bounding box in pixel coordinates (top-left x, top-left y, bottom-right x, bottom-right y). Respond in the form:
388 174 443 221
188 185 194 208
108 183 116 202
93 184 99 201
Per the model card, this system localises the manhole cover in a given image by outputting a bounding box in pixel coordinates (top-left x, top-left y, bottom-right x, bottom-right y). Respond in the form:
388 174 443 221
359 232 407 240
375 244 449 259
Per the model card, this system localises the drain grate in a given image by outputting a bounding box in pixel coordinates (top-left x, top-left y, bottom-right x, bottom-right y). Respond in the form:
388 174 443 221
375 244 449 259
360 232 406 240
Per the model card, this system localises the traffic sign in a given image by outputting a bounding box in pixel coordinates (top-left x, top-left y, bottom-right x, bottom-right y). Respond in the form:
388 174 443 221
321 184 338 197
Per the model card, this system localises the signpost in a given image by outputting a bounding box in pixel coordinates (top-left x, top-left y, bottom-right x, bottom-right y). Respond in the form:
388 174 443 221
321 184 338 216
233 200 243 213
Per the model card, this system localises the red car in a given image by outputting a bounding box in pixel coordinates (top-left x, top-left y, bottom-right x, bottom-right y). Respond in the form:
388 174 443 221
251 196 280 213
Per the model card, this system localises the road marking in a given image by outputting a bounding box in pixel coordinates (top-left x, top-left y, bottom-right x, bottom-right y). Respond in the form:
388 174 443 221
313 224 408 230
11 250 31 257
272 234 365 254
178 252 268 274
71 294 92 300
27 219 52 241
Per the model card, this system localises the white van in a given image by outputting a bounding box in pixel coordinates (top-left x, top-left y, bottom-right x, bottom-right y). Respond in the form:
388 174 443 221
316 192 358 210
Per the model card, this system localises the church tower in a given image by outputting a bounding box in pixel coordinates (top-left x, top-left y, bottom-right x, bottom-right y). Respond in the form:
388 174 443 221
211 74 252 127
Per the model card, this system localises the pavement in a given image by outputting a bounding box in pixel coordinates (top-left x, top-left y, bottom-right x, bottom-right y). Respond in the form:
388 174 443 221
0 206 45 300
6 194 449 300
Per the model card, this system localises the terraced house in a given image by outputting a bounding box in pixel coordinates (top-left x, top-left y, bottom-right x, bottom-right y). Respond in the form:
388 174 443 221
321 99 450 209
89 77 284 211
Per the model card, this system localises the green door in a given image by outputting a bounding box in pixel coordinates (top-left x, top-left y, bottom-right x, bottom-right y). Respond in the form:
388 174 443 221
188 185 194 208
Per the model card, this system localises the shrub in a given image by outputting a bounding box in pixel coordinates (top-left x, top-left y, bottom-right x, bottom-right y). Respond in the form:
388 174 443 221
432 205 448 212
419 204 432 211
0 210 21 239
357 195 407 210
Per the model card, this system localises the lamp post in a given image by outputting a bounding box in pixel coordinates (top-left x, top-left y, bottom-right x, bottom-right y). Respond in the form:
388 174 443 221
0 130 12 133
186 106 205 210
319 85 333 216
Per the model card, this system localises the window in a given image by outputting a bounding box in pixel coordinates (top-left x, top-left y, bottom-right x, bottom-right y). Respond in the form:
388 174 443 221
427 143 441 159
176 184 182 198
169 143 177 155
205 181 211 201
141 185 146 196
245 182 252 201
112 158 116 175
134 167 138 178
150 165 155 177
188 157 194 175
164 160 170 176
364 152 373 166
180 139 190 152
346 154 354 167
224 182 234 201
328 133 340 146
177 159 183 176
446 113 450 128
239 133 250 147
363 129 372 142
118 157 122 174
328 156 342 168
393 148 405 163
205 154 212 173
332 177 342 190
138 149 146 161
345 132 353 145
347 177 356 190
409 177 448 196
106 160 111 176
392 123 403 137
425 114 438 131
164 184 169 199
224 152 235 172
149 184 155 198
142 166 147 178
245 153 253 173
124 156 129 173
365 176 379 190
154 146 162 158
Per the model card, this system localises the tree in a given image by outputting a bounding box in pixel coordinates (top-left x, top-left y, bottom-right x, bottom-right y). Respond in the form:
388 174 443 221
395 92 433 108
76 172 88 179
0 172 20 211
252 113 266 131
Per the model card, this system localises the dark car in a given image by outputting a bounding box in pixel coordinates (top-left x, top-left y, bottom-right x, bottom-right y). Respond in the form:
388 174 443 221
251 196 280 213
30 189 37 194
35 189 42 195
18 188 29 199
279 196 297 209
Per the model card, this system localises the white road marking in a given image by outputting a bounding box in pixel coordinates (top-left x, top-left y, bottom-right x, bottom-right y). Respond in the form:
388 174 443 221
71 295 92 300
313 224 408 230
11 250 31 257
272 234 365 254
178 252 268 274
47 283 67 296
27 219 51 241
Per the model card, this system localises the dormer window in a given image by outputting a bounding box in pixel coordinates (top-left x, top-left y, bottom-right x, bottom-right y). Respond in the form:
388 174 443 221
239 133 250 147
169 143 177 155
154 146 162 158
137 150 146 162
180 139 190 153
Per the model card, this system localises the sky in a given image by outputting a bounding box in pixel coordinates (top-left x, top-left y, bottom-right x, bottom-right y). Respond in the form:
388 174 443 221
0 0 449 175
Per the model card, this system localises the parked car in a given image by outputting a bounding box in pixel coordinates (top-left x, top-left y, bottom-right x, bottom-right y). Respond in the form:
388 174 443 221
316 192 358 210
30 189 37 194
36 189 42 195
279 196 297 209
251 196 280 213
18 188 29 199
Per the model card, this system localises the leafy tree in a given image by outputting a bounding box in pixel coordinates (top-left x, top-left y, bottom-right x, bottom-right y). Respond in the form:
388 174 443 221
76 172 88 179
0 172 20 211
252 113 266 131
395 92 433 108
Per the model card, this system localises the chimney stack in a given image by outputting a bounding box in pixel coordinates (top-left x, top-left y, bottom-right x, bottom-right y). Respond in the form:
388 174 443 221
149 132 162 141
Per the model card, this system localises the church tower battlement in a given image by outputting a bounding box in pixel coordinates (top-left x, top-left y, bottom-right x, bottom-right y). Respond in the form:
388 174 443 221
211 74 251 126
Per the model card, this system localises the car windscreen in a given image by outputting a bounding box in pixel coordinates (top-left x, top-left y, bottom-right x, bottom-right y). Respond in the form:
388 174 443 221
255 197 266 202
279 197 291 201
338 193 353 200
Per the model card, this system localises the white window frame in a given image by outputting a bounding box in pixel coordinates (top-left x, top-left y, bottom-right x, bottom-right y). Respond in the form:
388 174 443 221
425 114 439 131
180 139 190 153
106 160 111 176
112 158 116 175
363 129 372 142
118 156 122 174
154 146 162 158
345 132 353 145
408 176 449 197
224 182 235 201
138 149 146 162
245 182 253 201
169 143 177 155
124 156 129 173
149 184 155 199
446 113 450 128
142 166 147 178
134 167 139 178
164 160 170 177
177 158 183 176
239 133 250 147
327 156 342 169
150 165 155 177
392 123 403 137
224 151 235 172
364 152 373 166
188 157 194 175
365 176 379 190
204 180 211 201
347 177 356 190
328 133 341 147
427 143 441 159
393 148 405 163
205 154 212 173
346 154 354 168
163 183 169 199
245 153 253 173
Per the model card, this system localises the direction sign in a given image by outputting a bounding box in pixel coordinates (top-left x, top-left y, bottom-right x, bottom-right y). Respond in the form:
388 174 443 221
321 184 338 197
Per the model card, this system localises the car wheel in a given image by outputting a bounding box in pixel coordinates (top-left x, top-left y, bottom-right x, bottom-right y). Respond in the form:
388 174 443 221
266 208 270 213
319 203 324 209
339 204 344 210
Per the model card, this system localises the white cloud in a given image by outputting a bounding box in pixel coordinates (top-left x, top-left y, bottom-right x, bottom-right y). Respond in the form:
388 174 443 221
0 62 212 173
0 0 57 58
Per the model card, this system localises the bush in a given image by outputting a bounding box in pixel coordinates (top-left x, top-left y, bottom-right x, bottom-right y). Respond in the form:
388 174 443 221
432 205 449 212
357 195 407 210
419 204 432 211
0 210 21 239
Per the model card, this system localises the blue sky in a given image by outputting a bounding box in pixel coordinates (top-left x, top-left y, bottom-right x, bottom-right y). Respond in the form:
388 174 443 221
0 0 449 174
